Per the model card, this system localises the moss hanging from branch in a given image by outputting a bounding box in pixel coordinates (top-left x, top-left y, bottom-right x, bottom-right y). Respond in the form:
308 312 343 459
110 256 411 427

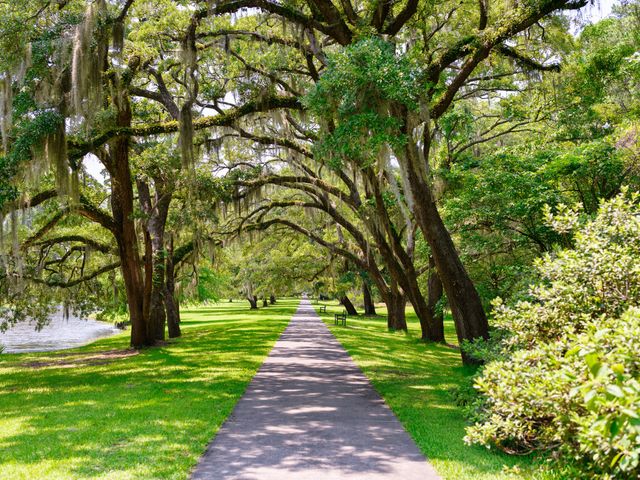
71 0 108 126
179 17 198 169
179 104 194 168
112 19 125 54
0 75 13 154
10 208 23 282
45 121 70 198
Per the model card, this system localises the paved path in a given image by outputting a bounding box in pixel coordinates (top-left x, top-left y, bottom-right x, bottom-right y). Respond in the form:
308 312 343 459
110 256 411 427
191 298 441 480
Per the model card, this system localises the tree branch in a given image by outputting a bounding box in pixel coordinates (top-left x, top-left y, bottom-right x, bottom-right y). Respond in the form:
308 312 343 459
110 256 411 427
68 96 303 159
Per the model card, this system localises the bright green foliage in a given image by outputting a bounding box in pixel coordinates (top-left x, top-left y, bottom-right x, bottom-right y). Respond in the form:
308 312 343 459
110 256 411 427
444 135 639 305
304 37 419 168
492 191 640 351
465 192 640 478
555 9 640 139
195 266 227 303
0 109 63 206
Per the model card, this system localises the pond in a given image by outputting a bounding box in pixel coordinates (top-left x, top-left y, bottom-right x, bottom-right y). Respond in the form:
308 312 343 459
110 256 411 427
0 310 121 354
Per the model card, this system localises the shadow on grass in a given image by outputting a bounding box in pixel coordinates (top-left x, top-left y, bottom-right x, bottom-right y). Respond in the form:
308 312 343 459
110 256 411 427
0 299 299 480
313 302 541 480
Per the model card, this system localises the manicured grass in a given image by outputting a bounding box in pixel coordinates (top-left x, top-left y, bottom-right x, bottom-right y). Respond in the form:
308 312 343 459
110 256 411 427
0 299 298 480
315 301 545 480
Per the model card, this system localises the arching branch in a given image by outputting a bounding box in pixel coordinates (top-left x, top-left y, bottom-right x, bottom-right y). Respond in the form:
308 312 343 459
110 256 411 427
68 96 303 159
495 44 561 72
384 0 418 36
244 218 365 268
31 262 121 288
34 235 116 254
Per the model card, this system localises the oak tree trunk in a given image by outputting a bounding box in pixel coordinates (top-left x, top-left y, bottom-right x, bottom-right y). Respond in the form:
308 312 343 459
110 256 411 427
364 168 442 341
386 289 407 331
165 235 181 338
248 295 258 309
427 256 444 338
340 295 358 315
398 130 489 363
108 91 150 348
362 280 376 316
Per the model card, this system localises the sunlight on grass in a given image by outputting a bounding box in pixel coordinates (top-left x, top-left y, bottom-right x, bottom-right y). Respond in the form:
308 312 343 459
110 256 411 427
316 301 546 480
0 299 298 480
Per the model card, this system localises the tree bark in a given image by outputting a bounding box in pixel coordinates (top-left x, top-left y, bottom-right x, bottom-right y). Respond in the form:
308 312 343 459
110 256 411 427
107 90 150 348
270 294 276 304
248 295 258 309
385 287 407 331
340 295 357 315
138 180 172 342
364 168 443 341
396 118 489 364
362 279 376 316
165 235 181 338
262 297 268 307
427 256 444 338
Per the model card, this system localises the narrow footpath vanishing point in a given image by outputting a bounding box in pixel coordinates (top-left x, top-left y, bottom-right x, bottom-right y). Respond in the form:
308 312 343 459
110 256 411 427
191 298 441 480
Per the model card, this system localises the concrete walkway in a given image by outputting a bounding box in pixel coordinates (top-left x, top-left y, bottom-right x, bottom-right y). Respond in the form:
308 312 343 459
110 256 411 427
190 298 441 480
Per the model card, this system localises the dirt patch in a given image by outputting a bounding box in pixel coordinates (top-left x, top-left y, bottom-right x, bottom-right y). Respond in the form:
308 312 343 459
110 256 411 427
20 349 139 369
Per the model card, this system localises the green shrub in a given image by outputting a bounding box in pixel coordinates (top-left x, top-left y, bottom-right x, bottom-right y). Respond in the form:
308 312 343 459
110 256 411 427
465 191 640 479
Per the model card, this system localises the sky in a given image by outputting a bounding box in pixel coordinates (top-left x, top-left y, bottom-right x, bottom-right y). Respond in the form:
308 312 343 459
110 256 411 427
83 0 622 182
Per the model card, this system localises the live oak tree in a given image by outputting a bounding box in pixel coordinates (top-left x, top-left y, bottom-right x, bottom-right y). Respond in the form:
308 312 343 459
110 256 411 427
190 0 592 362
0 0 298 346
0 0 609 365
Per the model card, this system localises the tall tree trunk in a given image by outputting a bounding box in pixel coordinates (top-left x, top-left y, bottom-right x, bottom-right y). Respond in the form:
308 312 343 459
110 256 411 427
270 294 276 304
427 256 444 338
414 182 488 360
340 295 357 315
138 180 172 342
396 120 489 364
404 277 445 341
364 168 443 341
385 287 407 331
248 295 258 309
108 90 150 348
165 235 181 338
362 279 376 316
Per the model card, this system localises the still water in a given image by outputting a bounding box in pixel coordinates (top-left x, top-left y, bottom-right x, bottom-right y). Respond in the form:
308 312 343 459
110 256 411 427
0 310 120 353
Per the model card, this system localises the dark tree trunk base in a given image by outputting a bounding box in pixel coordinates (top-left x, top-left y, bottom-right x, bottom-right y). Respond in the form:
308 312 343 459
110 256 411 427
248 295 258 309
386 293 407 332
363 281 376 316
340 296 358 316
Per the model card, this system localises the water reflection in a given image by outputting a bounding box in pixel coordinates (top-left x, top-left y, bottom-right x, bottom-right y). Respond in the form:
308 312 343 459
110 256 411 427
0 310 120 353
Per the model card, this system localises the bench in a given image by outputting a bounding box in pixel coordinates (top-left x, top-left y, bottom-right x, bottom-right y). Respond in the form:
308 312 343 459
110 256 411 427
318 305 327 313
334 311 347 326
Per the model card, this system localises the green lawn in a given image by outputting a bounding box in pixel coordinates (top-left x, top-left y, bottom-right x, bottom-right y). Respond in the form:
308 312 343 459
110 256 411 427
316 301 546 480
0 299 297 480
1 297 548 480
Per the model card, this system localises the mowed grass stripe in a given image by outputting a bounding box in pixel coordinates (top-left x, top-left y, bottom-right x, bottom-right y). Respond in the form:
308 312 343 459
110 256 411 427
316 301 544 480
0 299 297 480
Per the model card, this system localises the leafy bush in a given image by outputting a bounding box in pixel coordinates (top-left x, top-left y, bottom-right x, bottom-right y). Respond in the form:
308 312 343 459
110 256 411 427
465 191 640 479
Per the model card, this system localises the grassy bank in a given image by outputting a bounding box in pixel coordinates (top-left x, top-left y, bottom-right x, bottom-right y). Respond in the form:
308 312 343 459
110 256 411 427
316 301 543 480
0 299 298 480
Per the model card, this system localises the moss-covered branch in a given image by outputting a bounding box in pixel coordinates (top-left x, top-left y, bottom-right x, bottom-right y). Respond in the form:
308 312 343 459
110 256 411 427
68 96 303 159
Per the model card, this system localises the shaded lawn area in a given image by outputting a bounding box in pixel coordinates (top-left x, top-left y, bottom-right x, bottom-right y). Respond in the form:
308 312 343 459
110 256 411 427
316 301 545 480
0 299 298 480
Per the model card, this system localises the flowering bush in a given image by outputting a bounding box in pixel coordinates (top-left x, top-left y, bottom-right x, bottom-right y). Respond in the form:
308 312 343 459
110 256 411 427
465 192 640 479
